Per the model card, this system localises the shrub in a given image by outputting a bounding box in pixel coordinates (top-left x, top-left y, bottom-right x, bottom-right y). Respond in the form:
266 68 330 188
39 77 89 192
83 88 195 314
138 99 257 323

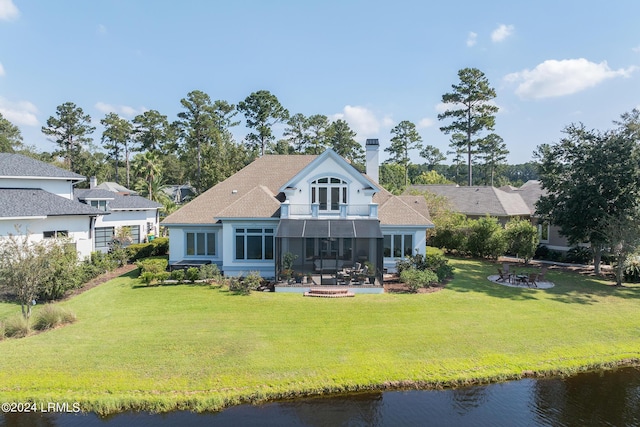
400 268 438 292
395 248 454 282
127 243 155 261
38 243 86 301
136 259 168 275
32 304 76 331
229 271 262 295
139 271 156 285
186 267 200 283
504 217 539 264
108 241 130 267
199 264 221 281
564 246 592 265
429 213 470 253
171 269 185 283
156 272 171 284
4 315 30 338
623 257 640 283
467 216 508 259
534 244 550 260
151 237 169 256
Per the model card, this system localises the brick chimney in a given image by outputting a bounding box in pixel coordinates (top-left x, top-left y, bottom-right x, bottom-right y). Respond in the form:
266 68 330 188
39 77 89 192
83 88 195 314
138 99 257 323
365 139 379 183
89 176 97 189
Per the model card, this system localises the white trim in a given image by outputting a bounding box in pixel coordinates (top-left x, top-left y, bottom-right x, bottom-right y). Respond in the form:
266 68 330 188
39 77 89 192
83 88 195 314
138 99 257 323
0 175 84 181
0 216 48 220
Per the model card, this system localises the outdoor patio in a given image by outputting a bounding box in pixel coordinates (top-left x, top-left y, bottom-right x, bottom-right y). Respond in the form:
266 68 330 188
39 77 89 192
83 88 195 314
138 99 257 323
487 274 555 289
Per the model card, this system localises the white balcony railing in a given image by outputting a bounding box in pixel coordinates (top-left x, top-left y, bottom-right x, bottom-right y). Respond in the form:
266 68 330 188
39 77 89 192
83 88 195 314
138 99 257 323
281 202 378 219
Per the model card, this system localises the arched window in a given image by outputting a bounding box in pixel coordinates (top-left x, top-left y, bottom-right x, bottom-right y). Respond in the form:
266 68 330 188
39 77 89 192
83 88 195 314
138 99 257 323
311 177 347 211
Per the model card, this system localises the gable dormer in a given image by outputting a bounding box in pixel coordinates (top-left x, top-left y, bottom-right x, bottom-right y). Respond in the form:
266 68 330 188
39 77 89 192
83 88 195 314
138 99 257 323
279 149 380 219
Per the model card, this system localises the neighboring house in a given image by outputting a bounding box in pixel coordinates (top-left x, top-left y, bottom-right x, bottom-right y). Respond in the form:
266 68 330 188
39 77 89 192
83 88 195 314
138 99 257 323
499 180 570 251
0 153 105 258
95 181 139 196
162 184 196 204
162 140 434 287
75 178 162 252
408 181 571 251
408 185 531 223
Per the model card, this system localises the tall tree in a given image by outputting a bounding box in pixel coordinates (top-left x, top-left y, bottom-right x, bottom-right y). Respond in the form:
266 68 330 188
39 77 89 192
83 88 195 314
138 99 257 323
176 90 217 193
420 144 446 171
100 113 133 185
327 119 364 164
132 110 176 156
536 123 640 274
237 90 289 156
615 107 640 141
478 133 509 186
0 112 23 153
305 114 330 154
385 120 423 186
438 68 498 186
41 102 95 172
283 113 308 152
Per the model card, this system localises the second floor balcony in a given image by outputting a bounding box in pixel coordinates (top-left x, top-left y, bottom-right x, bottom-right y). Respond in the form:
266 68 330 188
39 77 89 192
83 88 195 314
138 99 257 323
280 202 378 219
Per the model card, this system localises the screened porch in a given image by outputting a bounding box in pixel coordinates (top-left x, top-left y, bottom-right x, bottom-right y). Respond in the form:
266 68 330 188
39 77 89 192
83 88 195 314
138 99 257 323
275 219 384 286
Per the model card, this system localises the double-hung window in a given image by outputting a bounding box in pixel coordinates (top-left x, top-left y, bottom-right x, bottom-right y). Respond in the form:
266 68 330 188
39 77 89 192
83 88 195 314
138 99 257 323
235 228 274 260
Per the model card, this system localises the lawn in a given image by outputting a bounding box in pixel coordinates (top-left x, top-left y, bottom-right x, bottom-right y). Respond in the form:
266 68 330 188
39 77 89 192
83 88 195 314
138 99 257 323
1 258 639 413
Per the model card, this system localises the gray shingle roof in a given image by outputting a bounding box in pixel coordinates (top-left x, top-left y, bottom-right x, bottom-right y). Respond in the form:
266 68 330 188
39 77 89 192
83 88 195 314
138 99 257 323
0 189 106 218
0 153 85 180
408 185 531 217
95 182 138 195
75 189 162 211
499 180 545 215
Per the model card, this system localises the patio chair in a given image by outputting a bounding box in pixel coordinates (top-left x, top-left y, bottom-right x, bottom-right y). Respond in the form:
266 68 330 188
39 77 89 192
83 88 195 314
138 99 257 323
526 273 538 288
496 268 511 283
502 263 511 275
538 265 549 282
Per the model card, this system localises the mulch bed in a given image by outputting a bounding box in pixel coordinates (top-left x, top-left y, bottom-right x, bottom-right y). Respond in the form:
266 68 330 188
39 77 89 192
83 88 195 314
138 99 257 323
63 264 138 300
383 273 447 294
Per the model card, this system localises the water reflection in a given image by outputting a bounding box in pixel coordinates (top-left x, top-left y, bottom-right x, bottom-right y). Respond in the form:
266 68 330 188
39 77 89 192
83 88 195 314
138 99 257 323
2 367 640 426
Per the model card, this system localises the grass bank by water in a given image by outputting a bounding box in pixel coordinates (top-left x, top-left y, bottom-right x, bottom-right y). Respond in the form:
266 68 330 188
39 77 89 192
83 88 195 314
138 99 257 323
1 258 639 414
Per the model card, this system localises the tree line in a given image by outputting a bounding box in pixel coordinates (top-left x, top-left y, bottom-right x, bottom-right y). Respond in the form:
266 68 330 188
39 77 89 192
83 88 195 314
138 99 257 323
0 67 519 206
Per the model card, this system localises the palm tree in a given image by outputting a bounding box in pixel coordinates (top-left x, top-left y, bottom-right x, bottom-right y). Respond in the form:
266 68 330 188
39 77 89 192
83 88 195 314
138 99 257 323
131 151 161 201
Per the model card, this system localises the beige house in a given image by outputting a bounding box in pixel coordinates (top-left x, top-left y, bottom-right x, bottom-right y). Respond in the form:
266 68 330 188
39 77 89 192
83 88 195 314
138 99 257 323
162 142 434 290
408 181 571 251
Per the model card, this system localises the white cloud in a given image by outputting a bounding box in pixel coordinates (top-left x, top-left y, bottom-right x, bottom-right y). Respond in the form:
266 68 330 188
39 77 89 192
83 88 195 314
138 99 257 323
504 58 638 99
0 0 19 21
466 32 477 47
435 102 451 114
95 102 145 118
0 97 38 126
491 24 514 42
633 45 640 53
331 105 384 138
0 62 4 76
417 117 434 128
97 24 107 35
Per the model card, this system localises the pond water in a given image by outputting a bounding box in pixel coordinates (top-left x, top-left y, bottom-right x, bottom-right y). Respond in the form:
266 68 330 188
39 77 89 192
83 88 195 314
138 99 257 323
2 367 640 426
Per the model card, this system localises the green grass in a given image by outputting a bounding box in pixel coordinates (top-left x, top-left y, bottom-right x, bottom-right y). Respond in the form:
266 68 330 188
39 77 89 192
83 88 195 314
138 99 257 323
1 259 640 413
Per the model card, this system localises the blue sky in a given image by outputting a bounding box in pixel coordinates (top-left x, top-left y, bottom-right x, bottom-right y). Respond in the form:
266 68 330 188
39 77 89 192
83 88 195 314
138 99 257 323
0 0 639 164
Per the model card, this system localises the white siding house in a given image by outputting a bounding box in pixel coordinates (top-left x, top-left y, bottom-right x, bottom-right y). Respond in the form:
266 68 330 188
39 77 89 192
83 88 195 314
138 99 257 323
162 142 434 290
0 154 105 258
